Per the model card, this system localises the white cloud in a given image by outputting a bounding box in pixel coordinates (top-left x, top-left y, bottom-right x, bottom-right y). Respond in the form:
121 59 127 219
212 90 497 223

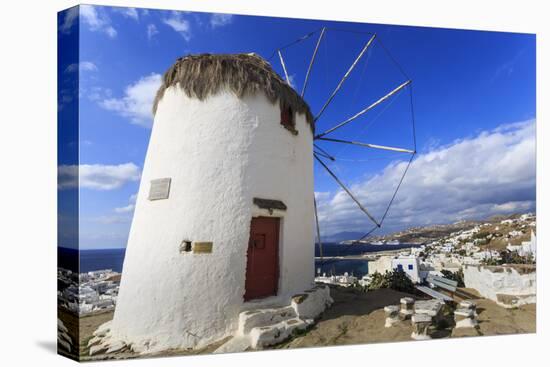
60 7 79 33
58 163 141 190
64 61 97 74
316 120 536 237
147 23 159 39
113 7 139 21
92 215 132 224
114 204 135 214
99 73 162 127
80 5 117 38
162 12 192 41
209 13 233 28
86 86 112 102
114 192 138 213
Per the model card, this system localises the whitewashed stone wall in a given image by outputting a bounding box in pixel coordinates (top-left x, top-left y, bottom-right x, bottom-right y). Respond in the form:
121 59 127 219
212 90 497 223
463 265 536 308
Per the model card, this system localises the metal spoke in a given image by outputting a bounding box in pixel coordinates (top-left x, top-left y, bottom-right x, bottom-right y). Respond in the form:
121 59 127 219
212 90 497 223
315 80 411 139
278 50 291 86
314 34 377 122
314 195 323 260
380 153 415 224
301 27 326 97
313 144 336 161
314 153 380 227
314 149 334 161
317 137 415 154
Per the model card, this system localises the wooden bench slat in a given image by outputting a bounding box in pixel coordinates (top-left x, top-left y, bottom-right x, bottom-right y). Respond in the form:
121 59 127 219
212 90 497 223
430 281 457 292
415 286 454 302
427 275 458 287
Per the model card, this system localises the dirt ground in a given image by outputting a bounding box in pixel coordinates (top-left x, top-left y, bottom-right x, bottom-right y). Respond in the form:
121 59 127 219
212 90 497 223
451 288 536 338
78 310 227 361
72 286 536 360
275 286 535 350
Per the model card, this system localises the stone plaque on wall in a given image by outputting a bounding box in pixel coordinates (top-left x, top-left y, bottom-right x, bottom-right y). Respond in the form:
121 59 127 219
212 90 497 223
193 242 213 254
148 178 171 201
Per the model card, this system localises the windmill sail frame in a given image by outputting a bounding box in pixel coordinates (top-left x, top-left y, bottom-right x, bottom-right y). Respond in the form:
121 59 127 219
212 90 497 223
271 27 417 261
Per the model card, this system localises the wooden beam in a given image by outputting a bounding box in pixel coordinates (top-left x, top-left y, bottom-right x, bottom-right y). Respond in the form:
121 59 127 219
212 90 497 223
314 153 380 227
314 34 377 122
315 79 411 139
314 195 323 259
317 137 415 154
301 27 326 97
313 143 336 161
278 50 291 86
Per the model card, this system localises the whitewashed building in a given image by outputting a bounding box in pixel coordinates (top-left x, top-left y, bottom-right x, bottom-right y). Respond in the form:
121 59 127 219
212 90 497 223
94 54 332 354
392 255 422 283
368 254 422 283
507 230 537 259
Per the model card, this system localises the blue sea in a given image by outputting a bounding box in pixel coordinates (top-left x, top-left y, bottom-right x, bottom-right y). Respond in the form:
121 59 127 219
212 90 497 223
58 247 126 273
59 243 418 278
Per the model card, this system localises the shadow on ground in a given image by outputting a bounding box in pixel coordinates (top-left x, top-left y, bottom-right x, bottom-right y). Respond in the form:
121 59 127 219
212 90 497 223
35 340 57 354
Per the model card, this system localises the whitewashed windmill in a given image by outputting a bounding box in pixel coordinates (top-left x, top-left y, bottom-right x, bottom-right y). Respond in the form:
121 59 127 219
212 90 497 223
90 28 414 355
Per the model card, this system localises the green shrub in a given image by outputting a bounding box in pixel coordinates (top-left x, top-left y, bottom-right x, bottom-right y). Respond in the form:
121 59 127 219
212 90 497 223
440 268 465 287
367 269 415 293
482 250 535 266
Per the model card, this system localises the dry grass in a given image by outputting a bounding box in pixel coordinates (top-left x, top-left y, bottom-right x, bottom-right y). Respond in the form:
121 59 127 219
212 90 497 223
153 53 314 131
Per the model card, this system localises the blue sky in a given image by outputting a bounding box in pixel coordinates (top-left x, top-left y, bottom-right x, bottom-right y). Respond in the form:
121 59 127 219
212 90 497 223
58 5 536 249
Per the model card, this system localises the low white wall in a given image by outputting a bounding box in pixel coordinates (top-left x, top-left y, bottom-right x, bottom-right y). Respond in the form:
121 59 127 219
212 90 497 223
463 265 536 308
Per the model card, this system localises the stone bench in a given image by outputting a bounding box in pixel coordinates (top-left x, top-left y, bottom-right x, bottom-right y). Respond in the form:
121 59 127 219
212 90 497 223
411 313 433 340
384 305 400 327
454 300 478 328
399 297 415 320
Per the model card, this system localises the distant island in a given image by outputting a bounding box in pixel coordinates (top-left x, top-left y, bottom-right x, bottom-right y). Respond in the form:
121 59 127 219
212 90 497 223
336 212 535 247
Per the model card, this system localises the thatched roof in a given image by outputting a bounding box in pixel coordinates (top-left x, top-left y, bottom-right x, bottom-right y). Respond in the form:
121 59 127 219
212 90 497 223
152 53 314 131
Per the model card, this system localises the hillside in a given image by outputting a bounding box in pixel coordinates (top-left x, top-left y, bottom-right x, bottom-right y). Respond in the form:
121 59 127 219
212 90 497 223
364 212 534 245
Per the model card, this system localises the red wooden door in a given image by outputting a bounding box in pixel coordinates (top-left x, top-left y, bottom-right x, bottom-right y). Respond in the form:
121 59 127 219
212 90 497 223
244 217 280 301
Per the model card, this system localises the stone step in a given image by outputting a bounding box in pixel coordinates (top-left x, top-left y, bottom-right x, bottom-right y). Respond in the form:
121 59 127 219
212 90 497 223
238 306 297 335
213 336 251 354
249 317 310 349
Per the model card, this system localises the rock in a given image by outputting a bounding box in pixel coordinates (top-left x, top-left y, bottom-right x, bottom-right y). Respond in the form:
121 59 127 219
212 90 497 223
93 321 112 337
87 336 101 347
89 344 108 356
106 340 126 354
58 338 71 352
58 331 72 344
57 319 68 333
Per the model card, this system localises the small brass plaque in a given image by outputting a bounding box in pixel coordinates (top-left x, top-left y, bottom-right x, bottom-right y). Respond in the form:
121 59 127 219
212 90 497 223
193 242 213 254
